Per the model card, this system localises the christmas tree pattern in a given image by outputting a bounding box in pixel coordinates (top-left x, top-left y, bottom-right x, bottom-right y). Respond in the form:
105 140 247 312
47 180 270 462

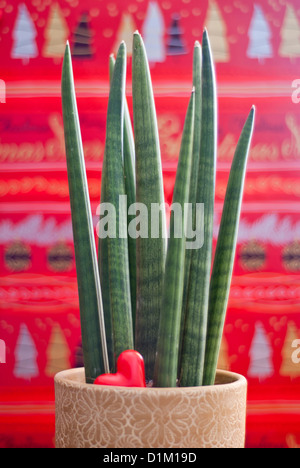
248 322 274 381
43 3 69 59
112 13 136 57
45 323 71 376
11 3 38 63
142 1 165 63
14 324 39 380
247 4 273 62
279 4 300 60
166 13 187 56
205 0 230 62
280 321 300 379
72 12 94 58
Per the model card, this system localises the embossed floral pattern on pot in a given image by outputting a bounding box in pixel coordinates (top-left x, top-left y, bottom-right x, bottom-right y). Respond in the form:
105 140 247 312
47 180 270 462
55 368 247 448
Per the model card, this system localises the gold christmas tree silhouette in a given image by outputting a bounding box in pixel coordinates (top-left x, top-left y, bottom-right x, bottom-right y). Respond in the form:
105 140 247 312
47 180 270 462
43 3 69 59
280 321 300 379
279 4 300 60
205 0 230 62
112 13 136 57
45 323 71 376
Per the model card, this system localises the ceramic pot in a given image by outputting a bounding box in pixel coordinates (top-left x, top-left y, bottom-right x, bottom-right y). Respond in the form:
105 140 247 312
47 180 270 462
54 368 247 448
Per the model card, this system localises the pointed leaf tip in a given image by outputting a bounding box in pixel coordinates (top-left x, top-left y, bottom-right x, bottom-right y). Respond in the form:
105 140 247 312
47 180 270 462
133 31 141 41
247 106 256 124
118 41 126 52
133 31 143 50
64 41 71 58
202 28 209 44
62 41 73 82
63 41 72 66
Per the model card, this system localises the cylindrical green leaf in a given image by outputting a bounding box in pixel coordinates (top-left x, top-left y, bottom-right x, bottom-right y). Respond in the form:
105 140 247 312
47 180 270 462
98 163 114 371
98 42 133 368
178 41 202 378
99 54 136 368
180 30 217 387
123 77 137 336
154 91 195 388
132 31 167 381
61 42 109 382
203 107 255 386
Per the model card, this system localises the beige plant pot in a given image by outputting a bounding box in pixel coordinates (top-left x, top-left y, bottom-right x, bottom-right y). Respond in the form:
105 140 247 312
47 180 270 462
54 367 247 448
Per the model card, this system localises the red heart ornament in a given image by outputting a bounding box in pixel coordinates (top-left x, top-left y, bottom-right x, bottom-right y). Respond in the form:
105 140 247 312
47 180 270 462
94 350 146 388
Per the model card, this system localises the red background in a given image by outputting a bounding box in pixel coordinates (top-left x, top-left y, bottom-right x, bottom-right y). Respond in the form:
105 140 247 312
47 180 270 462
1 0 300 448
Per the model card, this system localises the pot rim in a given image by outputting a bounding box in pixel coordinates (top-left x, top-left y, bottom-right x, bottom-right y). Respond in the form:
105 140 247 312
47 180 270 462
54 367 247 394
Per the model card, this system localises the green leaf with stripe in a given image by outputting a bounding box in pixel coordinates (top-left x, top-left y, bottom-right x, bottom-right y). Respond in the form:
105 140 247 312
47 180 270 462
61 42 109 382
203 106 255 386
154 90 195 388
179 30 217 387
178 41 202 379
132 32 167 381
98 42 133 369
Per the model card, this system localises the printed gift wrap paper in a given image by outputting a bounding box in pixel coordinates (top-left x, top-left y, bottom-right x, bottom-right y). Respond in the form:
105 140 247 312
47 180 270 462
1 0 300 80
1 0 300 448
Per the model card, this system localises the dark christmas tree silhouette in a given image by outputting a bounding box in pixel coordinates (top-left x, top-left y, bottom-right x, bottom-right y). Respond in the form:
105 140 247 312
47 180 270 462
72 12 94 58
166 13 187 56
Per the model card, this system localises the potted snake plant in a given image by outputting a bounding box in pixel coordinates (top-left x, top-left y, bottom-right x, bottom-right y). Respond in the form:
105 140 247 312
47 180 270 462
55 30 255 448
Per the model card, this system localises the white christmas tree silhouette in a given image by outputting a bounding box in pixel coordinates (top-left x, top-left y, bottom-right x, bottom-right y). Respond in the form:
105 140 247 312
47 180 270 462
279 4 300 60
11 3 38 64
14 323 39 380
247 4 273 62
248 321 274 381
142 1 165 64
